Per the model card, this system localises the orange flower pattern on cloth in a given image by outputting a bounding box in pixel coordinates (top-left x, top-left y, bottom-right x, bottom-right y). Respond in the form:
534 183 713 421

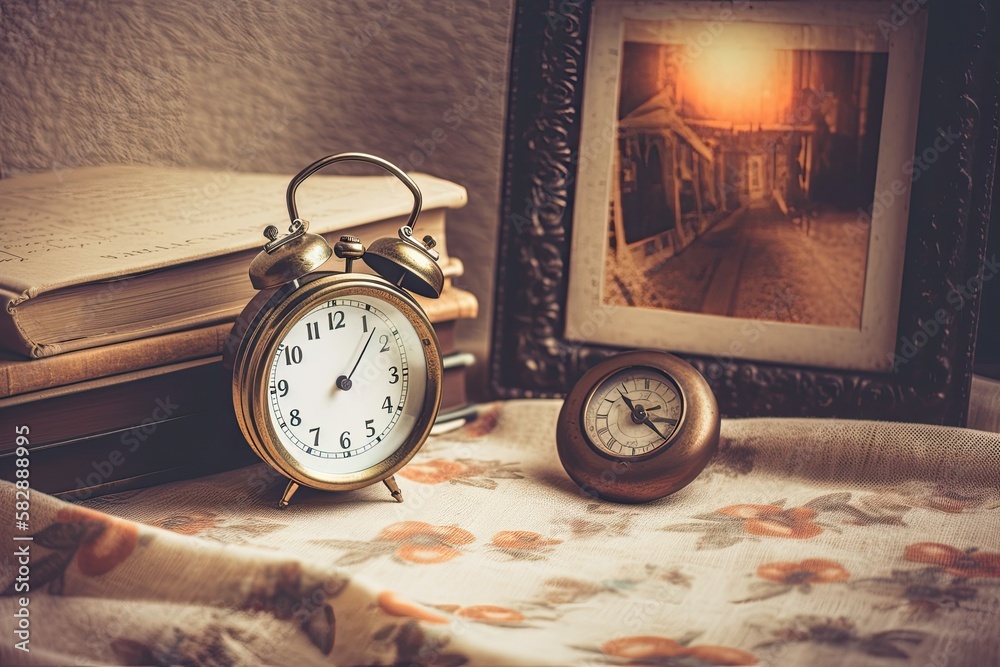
598 635 758 665
455 605 525 625
379 522 475 564
903 542 1000 578
735 558 850 603
718 504 823 539
377 592 451 625
155 511 221 535
841 542 1000 620
0 506 140 597
662 499 832 550
54 506 140 576
757 558 850 584
490 530 562 561
659 492 914 551
152 510 286 544
397 458 523 489
398 459 473 484
377 594 530 630
315 521 477 566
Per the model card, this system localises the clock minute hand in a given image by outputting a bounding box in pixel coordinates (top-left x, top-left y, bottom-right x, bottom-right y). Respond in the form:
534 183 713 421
651 416 679 425
336 328 376 391
641 417 668 441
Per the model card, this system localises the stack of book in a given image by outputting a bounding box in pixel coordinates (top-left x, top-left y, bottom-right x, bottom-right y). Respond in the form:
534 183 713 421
0 166 478 499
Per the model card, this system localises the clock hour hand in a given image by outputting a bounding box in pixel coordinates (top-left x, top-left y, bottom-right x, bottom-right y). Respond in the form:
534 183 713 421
617 388 636 411
336 328 376 391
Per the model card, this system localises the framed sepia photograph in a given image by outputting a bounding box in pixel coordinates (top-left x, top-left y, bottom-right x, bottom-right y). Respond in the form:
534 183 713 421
490 0 998 425
567 1 922 372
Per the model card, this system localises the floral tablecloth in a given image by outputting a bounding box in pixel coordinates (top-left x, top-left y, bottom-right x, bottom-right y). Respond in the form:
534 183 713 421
2 400 1000 666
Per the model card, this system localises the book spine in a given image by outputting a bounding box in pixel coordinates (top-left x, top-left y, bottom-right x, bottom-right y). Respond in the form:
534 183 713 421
0 323 232 398
0 288 35 360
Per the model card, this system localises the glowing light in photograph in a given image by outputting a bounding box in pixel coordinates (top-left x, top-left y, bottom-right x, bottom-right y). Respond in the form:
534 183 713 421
683 40 791 125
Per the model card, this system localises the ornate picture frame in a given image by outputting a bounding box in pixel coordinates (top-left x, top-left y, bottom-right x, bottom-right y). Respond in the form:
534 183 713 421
490 0 999 425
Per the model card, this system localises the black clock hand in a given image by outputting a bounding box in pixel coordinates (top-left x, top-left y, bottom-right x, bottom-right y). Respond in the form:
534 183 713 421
618 389 636 410
651 416 679 425
641 417 668 440
336 328 376 391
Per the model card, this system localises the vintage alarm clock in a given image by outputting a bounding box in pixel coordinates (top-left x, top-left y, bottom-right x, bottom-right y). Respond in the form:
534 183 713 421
225 153 444 508
556 350 720 503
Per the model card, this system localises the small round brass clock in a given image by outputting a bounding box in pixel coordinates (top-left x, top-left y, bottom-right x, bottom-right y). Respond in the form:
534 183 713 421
225 153 444 508
556 351 720 503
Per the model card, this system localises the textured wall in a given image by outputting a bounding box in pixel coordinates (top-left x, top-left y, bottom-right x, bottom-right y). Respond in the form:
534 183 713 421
0 0 512 395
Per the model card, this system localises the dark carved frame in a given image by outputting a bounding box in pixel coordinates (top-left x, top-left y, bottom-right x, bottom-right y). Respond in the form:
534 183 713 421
490 0 1000 425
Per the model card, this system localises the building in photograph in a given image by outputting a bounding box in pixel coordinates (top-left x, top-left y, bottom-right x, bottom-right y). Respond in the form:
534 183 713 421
611 43 886 269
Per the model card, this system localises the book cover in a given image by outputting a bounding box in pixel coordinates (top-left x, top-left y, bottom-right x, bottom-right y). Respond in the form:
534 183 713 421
0 165 467 357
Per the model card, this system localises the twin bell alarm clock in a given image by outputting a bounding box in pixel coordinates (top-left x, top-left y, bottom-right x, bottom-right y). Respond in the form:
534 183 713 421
224 153 444 508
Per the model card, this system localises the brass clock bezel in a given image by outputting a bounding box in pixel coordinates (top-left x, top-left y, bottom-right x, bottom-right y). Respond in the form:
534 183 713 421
580 365 687 462
556 350 720 503
228 271 442 492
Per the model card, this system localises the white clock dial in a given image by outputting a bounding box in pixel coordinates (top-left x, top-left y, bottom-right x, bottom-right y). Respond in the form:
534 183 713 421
582 366 684 458
267 295 427 475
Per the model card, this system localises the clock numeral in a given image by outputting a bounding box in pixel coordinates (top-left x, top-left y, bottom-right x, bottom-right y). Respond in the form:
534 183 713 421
365 419 375 437
328 311 346 330
362 314 369 333
309 427 321 447
284 346 303 365
379 334 390 353
289 409 302 427
277 380 289 397
382 396 393 413
597 427 610 437
644 378 650 389
340 431 351 449
306 321 320 340
389 366 399 384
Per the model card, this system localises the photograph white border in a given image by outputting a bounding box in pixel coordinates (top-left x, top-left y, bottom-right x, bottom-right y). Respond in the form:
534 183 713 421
565 1 928 372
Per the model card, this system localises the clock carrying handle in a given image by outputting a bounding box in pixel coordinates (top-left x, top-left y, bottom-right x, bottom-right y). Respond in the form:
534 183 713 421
285 153 423 231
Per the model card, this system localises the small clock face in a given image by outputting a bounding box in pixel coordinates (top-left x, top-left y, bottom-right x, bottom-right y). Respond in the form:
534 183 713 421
582 366 684 458
266 294 427 475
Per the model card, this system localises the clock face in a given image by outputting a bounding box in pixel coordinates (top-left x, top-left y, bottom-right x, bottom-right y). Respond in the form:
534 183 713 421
582 366 684 458
266 294 427 475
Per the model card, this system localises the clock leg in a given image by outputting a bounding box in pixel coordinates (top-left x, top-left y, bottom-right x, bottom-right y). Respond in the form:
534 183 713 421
278 480 300 509
383 475 403 503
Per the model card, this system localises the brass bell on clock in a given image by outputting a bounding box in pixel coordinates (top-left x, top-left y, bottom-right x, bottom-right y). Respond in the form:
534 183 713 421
249 152 444 297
